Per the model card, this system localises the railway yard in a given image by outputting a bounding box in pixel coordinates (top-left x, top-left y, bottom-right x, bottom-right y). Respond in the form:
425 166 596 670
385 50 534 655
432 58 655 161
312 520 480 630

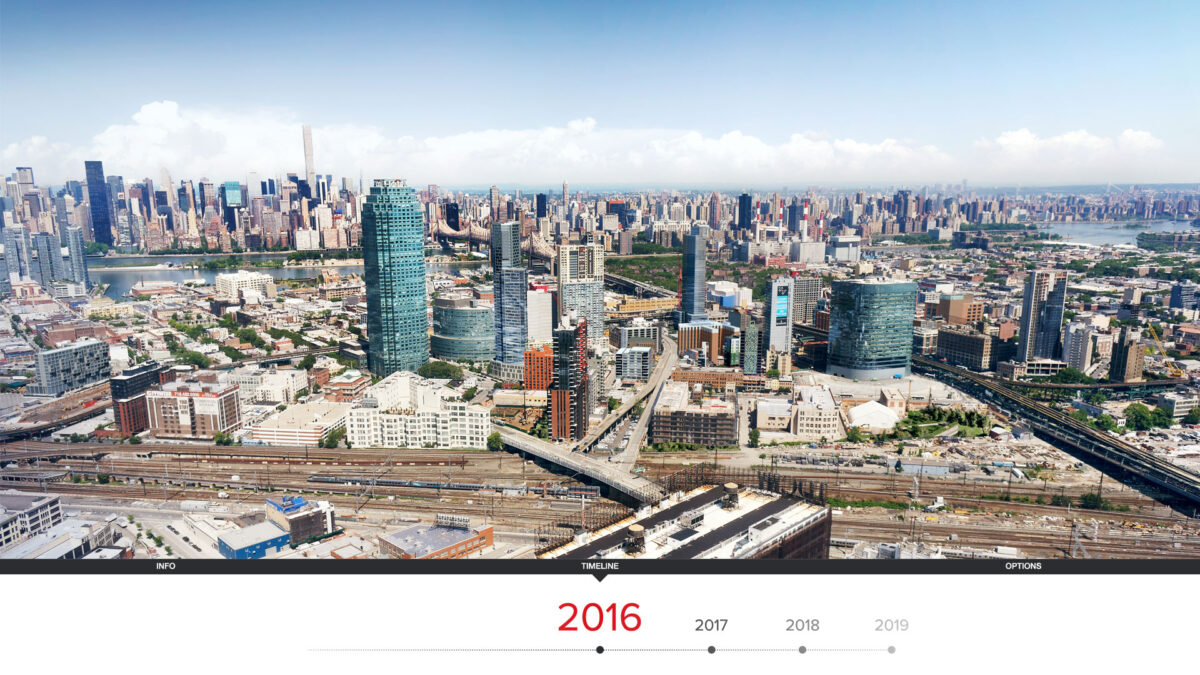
4 435 1199 559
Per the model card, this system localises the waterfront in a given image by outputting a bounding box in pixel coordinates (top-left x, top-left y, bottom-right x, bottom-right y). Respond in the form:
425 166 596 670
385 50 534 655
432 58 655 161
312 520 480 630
89 258 481 301
1041 219 1187 246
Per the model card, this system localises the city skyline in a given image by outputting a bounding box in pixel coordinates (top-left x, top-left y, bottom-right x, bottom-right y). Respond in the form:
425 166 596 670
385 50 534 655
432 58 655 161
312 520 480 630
2 2 1197 186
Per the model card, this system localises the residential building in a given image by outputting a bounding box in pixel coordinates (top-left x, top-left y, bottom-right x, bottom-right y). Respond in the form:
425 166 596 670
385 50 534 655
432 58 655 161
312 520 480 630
524 344 554 391
214 270 276 301
615 346 653 381
937 327 998 371
110 360 164 435
678 224 708 324
346 372 489 449
765 275 794 353
549 316 589 441
364 179 428 376
650 381 737 447
26 338 110 396
1017 270 1067 362
1109 326 1144 383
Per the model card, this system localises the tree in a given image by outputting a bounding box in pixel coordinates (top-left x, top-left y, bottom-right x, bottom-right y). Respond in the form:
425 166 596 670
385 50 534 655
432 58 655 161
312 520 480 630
894 459 904 473
845 426 865 443
487 432 503 452
1185 407 1200 425
765 368 780 379
607 397 620 412
1124 403 1155 431
418 360 464 380
129 435 143 445
462 386 478 401
1150 406 1174 428
748 428 761 447
299 354 317 371
213 432 234 446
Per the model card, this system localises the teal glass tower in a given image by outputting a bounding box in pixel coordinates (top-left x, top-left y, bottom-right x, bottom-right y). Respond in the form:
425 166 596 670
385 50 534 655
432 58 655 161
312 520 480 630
827 278 918 380
364 179 428 376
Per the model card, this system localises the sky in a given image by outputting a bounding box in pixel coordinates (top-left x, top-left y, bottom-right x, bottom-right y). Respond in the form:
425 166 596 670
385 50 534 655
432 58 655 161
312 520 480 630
1 0 1197 188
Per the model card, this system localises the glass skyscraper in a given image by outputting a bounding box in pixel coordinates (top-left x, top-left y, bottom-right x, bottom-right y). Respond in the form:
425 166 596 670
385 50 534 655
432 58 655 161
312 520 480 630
677 224 707 324
492 221 527 367
67 226 90 288
363 179 428 376
84 160 114 246
827 278 918 380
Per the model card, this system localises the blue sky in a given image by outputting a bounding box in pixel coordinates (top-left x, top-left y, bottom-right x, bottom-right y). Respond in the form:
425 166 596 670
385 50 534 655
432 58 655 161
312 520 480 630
2 0 1196 185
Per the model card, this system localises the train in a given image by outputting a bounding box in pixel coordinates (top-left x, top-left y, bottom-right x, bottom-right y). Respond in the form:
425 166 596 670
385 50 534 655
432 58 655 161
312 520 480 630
306 474 601 498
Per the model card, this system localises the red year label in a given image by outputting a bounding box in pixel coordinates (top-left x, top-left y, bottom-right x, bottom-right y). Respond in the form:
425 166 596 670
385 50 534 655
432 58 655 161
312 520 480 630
558 602 641 631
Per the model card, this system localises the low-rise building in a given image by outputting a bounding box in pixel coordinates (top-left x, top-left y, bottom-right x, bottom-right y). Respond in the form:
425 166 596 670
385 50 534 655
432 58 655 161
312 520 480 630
250 401 352 446
217 521 291 559
651 382 737 447
1157 392 1199 422
615 346 653 381
265 496 336 545
146 378 242 440
377 514 494 560
347 372 489 449
323 369 371 402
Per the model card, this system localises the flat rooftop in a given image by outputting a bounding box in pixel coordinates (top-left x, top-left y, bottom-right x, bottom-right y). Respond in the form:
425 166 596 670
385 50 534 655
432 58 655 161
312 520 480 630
254 401 352 430
546 486 827 560
218 521 288 549
0 491 58 511
380 523 485 558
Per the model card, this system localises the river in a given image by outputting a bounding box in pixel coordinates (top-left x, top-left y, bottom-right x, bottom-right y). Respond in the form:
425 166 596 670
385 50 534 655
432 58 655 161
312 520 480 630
89 254 481 301
1039 219 1189 246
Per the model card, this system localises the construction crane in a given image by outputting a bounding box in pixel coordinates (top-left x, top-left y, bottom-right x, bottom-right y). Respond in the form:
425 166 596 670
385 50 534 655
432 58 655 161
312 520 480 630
1145 323 1185 379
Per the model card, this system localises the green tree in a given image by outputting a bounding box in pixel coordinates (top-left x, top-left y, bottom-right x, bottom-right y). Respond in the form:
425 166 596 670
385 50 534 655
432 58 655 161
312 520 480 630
418 360 464 380
765 368 780 379
487 432 503 452
1124 403 1155 431
1184 407 1200 425
129 435 143 445
213 432 234 446
845 426 865 443
299 354 317 370
748 428 761 447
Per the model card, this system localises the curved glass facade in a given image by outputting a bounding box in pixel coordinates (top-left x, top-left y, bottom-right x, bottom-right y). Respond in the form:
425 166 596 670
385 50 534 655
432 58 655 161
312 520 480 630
827 279 918 380
431 298 495 362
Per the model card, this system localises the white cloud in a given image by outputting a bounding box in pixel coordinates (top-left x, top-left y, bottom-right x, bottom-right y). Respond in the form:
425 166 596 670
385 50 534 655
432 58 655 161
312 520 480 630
1 101 1185 186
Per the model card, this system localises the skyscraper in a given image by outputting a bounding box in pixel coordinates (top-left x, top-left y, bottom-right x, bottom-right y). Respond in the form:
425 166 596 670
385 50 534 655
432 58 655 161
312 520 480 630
363 179 428 376
536 193 548 219
549 315 589 441
765 275 794 353
562 181 568 210
31 232 66 288
492 221 527 370
3 224 32 280
302 125 316 194
737 193 753 230
791 276 823 325
66 226 90 288
1017 270 1067 362
84 161 114 246
557 243 605 349
677 224 707 324
708 192 721 227
827 278 918 380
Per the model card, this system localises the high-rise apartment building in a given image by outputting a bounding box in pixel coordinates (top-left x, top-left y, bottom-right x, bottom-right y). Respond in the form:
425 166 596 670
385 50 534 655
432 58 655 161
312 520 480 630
363 179 428 376
678 224 708 324
30 232 66 288
558 243 605 349
492 221 527 371
1109 326 1144 383
84 160 114 246
791 276 822 325
66 226 89 288
827 279 918 380
549 316 589 441
1017 270 1067 362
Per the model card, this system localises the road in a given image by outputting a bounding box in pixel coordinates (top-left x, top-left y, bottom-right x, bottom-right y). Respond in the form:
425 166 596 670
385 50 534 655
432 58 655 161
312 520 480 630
613 337 677 475
494 426 665 503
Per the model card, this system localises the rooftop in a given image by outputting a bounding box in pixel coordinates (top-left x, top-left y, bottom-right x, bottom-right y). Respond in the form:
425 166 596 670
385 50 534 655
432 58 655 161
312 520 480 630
253 401 352 431
380 523 485 558
218 521 288 550
546 485 826 560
